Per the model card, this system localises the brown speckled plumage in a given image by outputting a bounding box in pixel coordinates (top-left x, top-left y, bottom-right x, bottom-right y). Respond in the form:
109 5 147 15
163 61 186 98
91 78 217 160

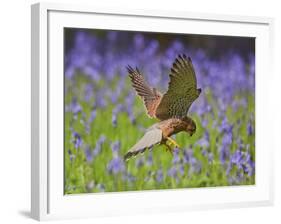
158 117 195 138
124 54 201 161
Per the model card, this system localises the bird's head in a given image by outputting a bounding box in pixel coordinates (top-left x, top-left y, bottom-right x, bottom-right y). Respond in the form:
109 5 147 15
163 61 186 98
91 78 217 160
187 120 196 136
182 117 196 136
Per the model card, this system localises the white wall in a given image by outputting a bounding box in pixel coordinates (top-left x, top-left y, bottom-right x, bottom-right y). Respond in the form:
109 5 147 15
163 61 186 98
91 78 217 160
0 0 279 223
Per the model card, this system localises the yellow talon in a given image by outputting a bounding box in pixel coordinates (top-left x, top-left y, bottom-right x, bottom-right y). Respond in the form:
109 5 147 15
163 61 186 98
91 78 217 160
167 137 181 148
164 144 173 154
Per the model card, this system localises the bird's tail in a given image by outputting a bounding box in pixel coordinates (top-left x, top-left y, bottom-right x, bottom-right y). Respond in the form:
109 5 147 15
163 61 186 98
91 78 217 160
124 128 162 161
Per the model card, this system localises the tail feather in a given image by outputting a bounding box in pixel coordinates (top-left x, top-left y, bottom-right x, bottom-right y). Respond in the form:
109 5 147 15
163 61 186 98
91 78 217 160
124 128 162 161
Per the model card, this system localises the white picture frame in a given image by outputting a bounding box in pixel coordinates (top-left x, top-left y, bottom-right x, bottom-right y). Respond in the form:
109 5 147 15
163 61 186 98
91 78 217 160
31 2 274 221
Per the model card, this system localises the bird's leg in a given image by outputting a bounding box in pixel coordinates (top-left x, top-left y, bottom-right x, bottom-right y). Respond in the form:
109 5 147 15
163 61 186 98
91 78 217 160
166 137 181 148
164 142 173 154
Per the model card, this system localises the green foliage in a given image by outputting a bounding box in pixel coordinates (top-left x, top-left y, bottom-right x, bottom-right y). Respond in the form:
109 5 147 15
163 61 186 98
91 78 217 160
64 75 255 194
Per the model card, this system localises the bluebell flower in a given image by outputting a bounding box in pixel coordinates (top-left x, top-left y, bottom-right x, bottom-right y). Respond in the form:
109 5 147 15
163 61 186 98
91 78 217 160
124 172 136 183
92 135 106 157
135 157 144 168
219 145 230 164
89 109 97 123
111 141 121 154
189 157 202 175
222 132 232 146
72 132 82 149
94 90 107 108
172 147 180 164
178 165 185 176
68 149 75 162
197 132 210 148
146 151 153 166
133 33 145 50
247 121 253 136
167 167 178 179
230 150 244 170
183 148 193 164
70 99 82 114
207 152 214 164
219 117 233 133
85 146 93 162
107 157 125 174
83 65 100 81
64 29 255 189
84 83 94 102
202 149 214 164
112 113 117 127
156 169 164 183
96 183 105 192
97 135 106 144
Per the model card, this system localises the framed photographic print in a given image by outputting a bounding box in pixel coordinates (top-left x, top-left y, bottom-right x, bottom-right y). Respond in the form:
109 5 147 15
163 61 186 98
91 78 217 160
31 2 274 221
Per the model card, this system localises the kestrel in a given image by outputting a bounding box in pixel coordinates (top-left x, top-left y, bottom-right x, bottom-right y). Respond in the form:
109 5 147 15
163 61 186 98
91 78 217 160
124 54 201 161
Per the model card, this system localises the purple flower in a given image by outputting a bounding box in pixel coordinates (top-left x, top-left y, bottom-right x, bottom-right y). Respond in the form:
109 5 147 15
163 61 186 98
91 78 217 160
202 149 214 164
83 65 100 81
197 132 210 148
167 167 178 179
68 149 75 162
247 121 254 135
156 169 164 183
219 145 230 164
230 150 244 169
178 165 185 176
85 146 93 162
244 152 255 176
110 92 118 104
107 140 124 175
111 141 121 154
72 132 82 149
146 151 153 166
222 132 232 146
107 157 125 174
124 172 136 183
112 104 124 127
112 113 117 127
70 99 82 114
172 147 180 164
64 30 256 189
183 148 193 164
92 135 106 157
207 152 214 164
134 33 145 49
227 145 255 181
135 157 144 168
182 148 201 175
96 183 105 192
128 112 136 124
84 84 94 102
89 109 97 123
98 135 106 144
93 89 107 109
189 158 202 175
219 117 233 133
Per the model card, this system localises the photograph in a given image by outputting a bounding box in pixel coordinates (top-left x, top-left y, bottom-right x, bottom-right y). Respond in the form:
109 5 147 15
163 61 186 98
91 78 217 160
64 28 255 194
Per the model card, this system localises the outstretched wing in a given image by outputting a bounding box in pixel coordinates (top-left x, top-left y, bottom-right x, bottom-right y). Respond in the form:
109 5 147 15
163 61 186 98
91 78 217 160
127 66 162 118
155 54 201 120
124 127 162 161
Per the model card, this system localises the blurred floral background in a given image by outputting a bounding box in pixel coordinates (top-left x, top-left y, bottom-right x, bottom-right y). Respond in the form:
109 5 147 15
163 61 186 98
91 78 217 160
64 28 255 194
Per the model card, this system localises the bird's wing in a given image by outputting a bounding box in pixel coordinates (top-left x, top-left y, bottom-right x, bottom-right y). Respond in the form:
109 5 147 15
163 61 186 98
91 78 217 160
155 54 200 120
124 127 162 161
127 65 162 118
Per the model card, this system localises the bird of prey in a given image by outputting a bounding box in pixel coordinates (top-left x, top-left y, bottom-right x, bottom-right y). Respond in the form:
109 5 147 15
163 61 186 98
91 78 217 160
124 54 201 161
